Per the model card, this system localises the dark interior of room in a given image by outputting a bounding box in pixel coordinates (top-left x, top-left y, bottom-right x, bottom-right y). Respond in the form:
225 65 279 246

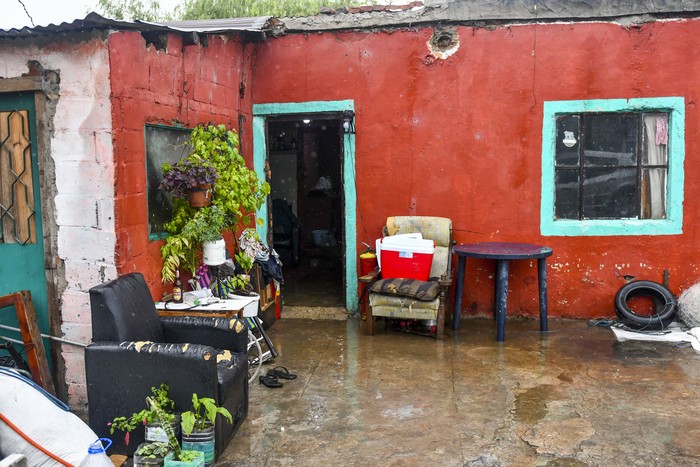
267 117 344 308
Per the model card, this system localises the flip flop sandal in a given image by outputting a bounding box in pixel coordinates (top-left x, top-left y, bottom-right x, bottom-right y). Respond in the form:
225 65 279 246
259 374 283 388
267 366 297 380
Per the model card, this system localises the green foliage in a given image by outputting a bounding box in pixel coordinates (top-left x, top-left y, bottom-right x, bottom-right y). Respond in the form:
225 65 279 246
176 451 201 463
110 384 176 440
180 393 233 436
98 0 375 21
97 0 173 21
178 0 374 20
135 441 171 458
235 251 253 274
160 124 270 283
147 396 183 461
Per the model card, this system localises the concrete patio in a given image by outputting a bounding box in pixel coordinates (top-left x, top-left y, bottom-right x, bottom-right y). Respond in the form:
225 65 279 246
219 316 700 466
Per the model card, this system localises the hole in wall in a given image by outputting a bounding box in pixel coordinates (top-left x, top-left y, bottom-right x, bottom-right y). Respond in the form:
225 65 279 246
427 27 460 60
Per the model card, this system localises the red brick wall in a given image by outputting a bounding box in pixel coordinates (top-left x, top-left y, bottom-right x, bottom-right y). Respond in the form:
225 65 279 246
109 31 254 297
251 20 700 319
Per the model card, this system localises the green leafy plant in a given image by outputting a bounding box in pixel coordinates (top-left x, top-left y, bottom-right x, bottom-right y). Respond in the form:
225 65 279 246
181 393 233 436
109 384 176 445
135 441 171 458
174 451 200 463
160 124 270 283
147 396 201 464
235 251 253 275
229 274 251 292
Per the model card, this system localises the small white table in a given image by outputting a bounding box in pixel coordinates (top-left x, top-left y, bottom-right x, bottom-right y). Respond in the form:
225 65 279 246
154 297 258 319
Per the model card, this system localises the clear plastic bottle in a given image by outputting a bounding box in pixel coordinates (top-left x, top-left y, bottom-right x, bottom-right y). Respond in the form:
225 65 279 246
78 438 114 467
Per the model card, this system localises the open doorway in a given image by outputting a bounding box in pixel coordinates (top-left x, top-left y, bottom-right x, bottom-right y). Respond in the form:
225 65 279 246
267 116 345 308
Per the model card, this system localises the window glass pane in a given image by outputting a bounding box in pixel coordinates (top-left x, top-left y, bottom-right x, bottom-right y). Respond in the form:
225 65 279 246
145 125 192 237
641 168 667 219
583 114 637 167
582 167 638 219
555 169 580 219
555 115 580 167
641 113 669 166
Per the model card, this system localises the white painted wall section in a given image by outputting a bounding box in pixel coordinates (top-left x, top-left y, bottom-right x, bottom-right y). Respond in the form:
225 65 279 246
0 38 116 409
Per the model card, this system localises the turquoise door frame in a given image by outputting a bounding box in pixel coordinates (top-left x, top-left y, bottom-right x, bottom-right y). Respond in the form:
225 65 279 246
252 100 358 312
0 92 51 365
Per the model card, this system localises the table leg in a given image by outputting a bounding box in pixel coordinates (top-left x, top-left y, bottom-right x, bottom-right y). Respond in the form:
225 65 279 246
452 255 466 330
496 259 509 342
493 262 499 321
538 257 548 332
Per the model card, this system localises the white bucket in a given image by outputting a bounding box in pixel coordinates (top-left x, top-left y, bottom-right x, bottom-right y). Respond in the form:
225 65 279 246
202 238 226 266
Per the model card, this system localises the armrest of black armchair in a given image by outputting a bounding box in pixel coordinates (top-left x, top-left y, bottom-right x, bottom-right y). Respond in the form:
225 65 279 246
160 316 248 353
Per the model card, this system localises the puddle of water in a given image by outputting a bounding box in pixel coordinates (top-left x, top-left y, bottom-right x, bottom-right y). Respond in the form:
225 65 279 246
512 384 555 425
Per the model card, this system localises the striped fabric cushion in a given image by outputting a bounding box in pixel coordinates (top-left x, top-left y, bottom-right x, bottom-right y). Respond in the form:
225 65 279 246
369 278 439 302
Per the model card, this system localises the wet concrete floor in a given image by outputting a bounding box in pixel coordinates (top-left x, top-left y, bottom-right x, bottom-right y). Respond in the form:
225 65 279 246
218 317 700 466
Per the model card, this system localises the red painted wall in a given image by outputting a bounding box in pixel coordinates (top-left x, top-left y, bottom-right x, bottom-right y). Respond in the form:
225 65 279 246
109 31 255 297
251 20 700 319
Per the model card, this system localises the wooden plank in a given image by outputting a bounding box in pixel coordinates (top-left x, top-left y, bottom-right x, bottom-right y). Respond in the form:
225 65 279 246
0 110 35 244
0 76 43 93
0 111 13 243
0 290 55 395
10 111 35 244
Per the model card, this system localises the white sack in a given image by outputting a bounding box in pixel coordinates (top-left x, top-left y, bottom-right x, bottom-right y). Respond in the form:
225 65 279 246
0 368 99 466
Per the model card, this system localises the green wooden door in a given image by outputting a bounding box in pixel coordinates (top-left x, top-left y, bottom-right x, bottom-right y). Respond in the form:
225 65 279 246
0 92 51 366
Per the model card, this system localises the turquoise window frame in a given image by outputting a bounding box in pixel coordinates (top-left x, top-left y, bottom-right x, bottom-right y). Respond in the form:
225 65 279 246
541 97 685 236
252 100 358 311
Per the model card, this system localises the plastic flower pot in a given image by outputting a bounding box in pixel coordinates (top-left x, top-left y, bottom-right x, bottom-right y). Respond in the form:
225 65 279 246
181 423 215 467
163 451 204 467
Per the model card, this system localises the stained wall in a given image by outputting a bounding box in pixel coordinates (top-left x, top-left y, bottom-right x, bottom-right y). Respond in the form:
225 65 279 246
251 19 700 320
109 31 254 297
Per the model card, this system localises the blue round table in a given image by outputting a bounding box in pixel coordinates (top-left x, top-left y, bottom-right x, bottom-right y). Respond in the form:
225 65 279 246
452 242 553 341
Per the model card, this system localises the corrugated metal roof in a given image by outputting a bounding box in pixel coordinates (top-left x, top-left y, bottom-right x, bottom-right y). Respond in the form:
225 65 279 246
148 16 272 33
0 12 271 39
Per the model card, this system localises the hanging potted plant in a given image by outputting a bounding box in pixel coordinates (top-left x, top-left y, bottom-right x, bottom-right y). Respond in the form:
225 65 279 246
160 124 270 284
160 159 218 208
180 394 233 467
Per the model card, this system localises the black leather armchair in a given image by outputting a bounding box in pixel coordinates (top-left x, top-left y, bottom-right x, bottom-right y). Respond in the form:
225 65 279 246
84 273 248 457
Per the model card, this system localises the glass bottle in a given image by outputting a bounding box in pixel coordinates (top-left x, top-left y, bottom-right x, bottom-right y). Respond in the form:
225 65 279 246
173 269 183 303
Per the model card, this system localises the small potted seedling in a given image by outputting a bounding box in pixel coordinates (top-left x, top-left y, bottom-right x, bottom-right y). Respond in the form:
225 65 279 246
180 394 233 467
109 384 180 446
147 397 204 467
134 441 171 467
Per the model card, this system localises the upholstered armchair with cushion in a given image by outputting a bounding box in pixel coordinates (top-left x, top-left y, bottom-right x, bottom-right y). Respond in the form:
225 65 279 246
84 273 248 457
361 216 453 339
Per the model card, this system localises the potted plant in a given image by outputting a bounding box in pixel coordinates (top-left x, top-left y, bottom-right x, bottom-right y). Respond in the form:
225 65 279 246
180 394 233 467
134 441 171 467
234 251 254 279
160 124 270 284
160 159 218 207
147 397 204 467
109 384 179 446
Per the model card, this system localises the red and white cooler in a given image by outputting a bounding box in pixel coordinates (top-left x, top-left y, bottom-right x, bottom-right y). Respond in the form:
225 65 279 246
376 234 435 281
